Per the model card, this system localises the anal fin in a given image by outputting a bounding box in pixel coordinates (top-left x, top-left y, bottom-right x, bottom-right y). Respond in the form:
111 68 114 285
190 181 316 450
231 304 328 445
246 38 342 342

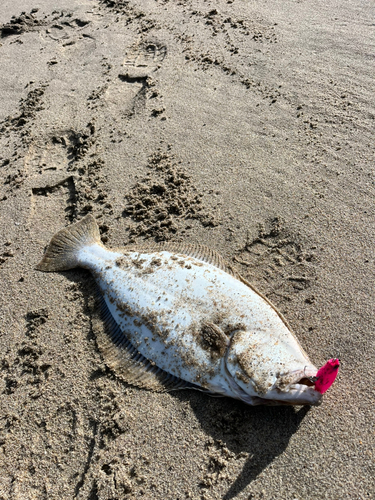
92 291 199 393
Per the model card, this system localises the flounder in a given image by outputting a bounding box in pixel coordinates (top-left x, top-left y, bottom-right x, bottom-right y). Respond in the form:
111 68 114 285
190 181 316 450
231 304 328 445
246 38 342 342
37 215 339 405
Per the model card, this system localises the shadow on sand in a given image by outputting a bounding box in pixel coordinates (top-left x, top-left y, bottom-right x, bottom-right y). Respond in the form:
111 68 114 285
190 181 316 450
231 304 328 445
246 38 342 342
171 389 310 500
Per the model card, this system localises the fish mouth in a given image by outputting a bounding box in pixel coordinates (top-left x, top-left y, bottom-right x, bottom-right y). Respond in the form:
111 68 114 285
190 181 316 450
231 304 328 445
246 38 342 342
268 368 323 406
225 366 323 406
296 376 317 388
252 379 323 406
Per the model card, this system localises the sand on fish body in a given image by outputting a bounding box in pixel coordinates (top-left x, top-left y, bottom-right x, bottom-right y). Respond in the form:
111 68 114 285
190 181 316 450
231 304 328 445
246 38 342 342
37 215 335 406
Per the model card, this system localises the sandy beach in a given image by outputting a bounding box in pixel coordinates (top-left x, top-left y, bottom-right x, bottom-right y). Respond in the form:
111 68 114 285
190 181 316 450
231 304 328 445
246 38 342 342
0 0 374 498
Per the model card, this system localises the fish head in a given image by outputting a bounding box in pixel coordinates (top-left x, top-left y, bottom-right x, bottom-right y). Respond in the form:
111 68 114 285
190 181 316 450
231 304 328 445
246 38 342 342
225 330 334 406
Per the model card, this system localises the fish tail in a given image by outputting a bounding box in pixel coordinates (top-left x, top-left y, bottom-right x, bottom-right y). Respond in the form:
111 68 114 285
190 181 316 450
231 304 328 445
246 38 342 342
36 215 101 272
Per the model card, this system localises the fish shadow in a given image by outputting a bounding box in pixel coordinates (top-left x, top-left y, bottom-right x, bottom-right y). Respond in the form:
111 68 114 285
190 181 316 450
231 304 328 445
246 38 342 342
171 390 310 500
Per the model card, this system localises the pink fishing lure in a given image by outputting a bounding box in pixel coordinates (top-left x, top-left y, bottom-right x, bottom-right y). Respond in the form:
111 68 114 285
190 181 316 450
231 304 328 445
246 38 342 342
315 358 340 394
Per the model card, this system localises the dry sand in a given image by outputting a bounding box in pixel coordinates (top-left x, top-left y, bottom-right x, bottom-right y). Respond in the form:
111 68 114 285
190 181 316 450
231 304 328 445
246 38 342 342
0 0 374 498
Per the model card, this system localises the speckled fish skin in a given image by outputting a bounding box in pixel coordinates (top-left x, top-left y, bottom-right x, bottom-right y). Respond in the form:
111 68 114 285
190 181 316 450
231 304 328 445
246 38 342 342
37 215 327 406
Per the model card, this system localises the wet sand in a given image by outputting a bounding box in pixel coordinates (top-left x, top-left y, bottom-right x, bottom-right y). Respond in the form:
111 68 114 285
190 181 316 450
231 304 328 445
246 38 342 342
0 0 374 498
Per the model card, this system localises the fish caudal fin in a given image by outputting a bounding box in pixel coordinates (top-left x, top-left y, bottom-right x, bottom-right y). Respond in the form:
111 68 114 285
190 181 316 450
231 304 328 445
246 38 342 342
36 215 101 272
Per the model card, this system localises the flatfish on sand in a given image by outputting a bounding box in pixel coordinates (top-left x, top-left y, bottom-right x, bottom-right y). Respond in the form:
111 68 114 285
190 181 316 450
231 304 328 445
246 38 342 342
37 215 339 405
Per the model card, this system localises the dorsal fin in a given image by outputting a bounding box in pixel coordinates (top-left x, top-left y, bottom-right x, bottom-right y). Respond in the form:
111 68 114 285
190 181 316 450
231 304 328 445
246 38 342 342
92 291 200 392
117 240 296 337
116 240 295 335
115 241 241 278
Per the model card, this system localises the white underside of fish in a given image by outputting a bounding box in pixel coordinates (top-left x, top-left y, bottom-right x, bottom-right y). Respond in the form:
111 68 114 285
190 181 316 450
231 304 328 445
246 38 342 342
78 243 317 402
37 215 326 406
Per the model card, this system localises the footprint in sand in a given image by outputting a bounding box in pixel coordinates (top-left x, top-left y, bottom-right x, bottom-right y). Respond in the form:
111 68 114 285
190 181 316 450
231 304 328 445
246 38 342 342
29 175 77 236
25 134 71 176
103 40 166 119
121 40 167 79
25 132 78 226
234 218 317 300
45 14 95 57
